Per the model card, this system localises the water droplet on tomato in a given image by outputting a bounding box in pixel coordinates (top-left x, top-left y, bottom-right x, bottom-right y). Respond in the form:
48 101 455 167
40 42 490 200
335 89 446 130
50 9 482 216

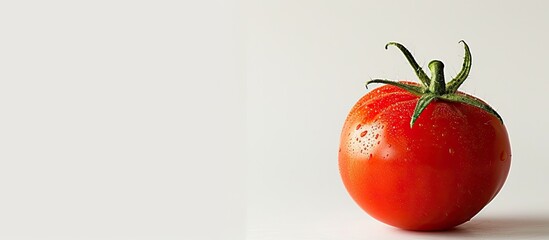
360 130 368 137
449 148 454 154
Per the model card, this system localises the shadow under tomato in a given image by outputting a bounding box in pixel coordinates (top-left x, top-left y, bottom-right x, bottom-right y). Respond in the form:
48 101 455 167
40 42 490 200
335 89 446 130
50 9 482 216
399 215 549 239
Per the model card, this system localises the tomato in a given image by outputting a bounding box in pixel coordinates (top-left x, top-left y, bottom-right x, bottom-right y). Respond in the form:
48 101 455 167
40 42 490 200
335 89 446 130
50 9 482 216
338 41 511 231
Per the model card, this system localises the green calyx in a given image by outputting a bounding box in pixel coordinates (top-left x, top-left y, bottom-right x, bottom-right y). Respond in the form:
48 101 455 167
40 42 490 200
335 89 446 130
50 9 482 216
366 40 503 128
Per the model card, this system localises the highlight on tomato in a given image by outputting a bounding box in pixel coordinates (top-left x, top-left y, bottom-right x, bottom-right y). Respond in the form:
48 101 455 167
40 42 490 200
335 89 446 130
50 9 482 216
338 41 511 231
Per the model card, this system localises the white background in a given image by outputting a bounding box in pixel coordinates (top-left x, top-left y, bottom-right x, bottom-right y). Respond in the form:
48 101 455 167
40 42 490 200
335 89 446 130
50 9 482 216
246 0 549 239
2 1 549 240
1 1 245 240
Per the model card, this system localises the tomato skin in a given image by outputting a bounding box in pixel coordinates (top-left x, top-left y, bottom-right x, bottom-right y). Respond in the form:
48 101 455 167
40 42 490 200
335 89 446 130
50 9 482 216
338 83 511 231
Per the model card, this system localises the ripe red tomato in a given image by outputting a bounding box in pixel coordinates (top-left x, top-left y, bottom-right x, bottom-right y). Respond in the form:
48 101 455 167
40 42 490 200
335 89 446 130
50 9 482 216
338 41 511 231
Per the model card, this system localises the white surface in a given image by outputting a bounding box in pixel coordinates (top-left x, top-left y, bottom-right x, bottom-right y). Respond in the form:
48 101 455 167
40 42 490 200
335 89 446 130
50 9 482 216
246 0 549 239
247 206 549 240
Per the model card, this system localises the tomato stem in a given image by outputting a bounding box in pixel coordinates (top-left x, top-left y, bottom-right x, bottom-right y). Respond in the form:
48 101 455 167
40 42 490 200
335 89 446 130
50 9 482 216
385 42 431 87
366 41 504 127
411 94 436 127
428 60 446 95
446 41 472 93
366 79 425 95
